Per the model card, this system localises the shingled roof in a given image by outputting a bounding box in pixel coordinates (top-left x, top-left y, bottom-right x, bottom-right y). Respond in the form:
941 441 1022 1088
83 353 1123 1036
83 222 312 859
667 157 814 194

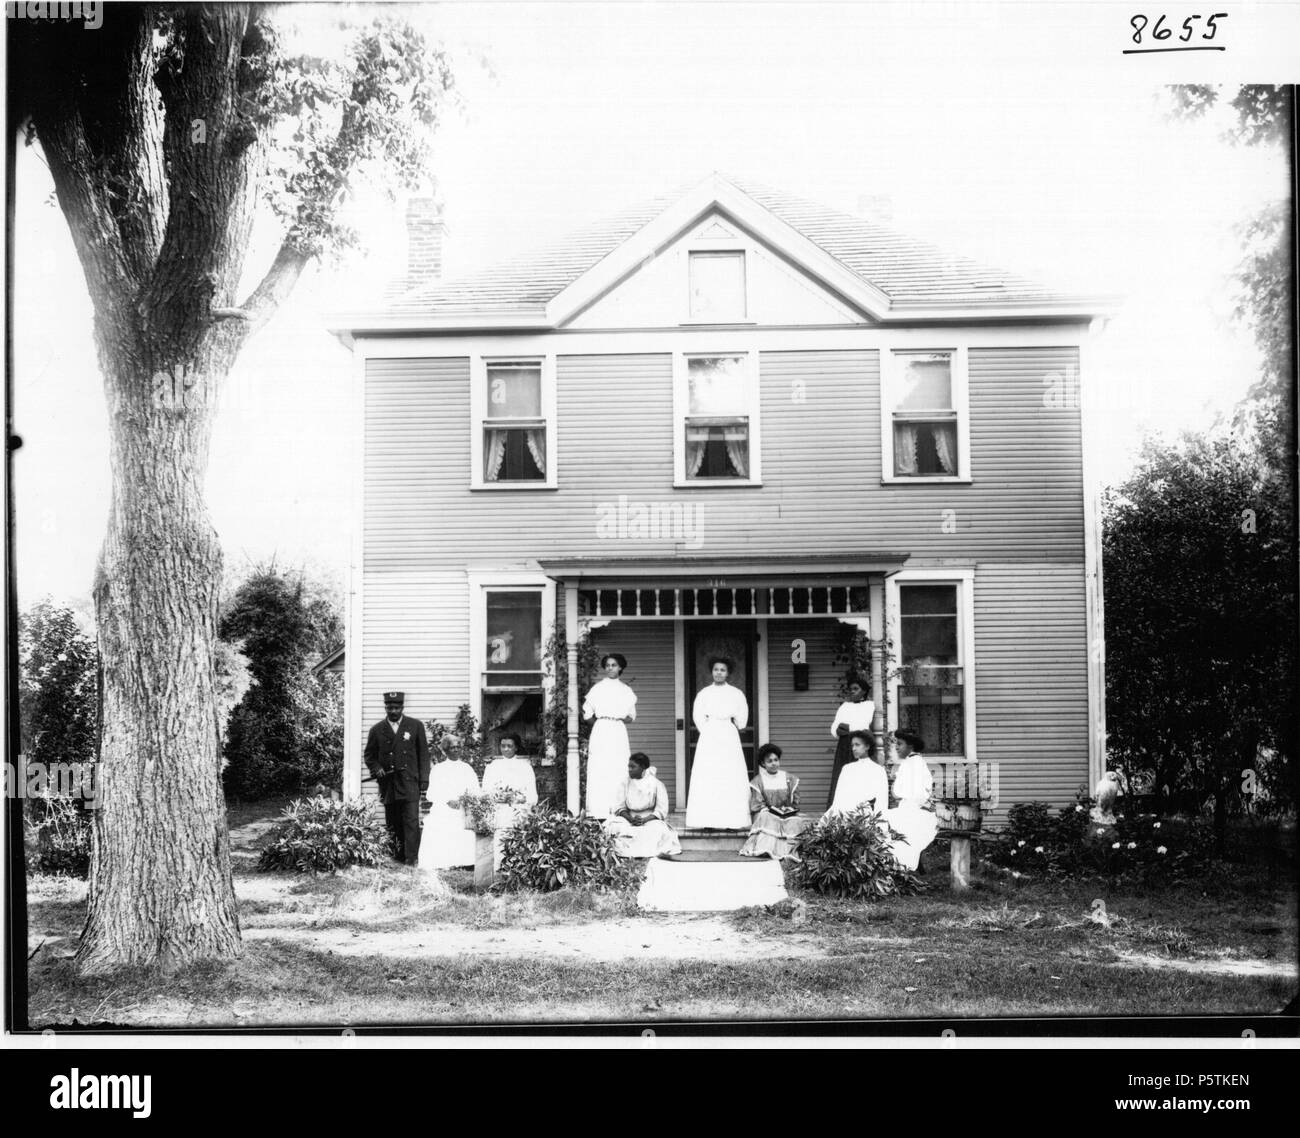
366 174 1108 325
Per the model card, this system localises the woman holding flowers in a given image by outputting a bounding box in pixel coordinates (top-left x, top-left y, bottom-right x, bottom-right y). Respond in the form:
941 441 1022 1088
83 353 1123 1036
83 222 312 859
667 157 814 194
418 751 481 871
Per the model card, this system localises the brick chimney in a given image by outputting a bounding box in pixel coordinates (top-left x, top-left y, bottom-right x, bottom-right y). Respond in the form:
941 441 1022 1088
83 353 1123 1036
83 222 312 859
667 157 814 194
405 197 448 288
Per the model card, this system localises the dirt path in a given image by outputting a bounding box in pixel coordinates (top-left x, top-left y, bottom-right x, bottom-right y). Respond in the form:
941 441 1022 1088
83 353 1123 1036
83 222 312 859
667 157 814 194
241 915 834 961
1112 951 1298 979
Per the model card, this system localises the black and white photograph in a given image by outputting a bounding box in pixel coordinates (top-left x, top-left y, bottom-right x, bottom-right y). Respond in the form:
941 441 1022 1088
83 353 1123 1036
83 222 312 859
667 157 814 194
4 0 1298 1060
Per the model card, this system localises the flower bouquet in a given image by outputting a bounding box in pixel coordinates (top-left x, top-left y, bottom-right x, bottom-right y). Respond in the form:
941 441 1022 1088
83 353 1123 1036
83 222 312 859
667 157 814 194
452 787 526 836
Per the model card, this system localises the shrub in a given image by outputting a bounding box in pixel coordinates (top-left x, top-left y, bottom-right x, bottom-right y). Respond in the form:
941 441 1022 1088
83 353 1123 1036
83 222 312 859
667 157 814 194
26 793 92 878
257 797 389 873
791 806 922 900
989 797 1220 882
496 807 638 893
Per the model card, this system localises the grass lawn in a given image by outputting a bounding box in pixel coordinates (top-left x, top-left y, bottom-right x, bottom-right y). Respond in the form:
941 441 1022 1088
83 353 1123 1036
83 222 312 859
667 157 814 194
24 803 1297 1029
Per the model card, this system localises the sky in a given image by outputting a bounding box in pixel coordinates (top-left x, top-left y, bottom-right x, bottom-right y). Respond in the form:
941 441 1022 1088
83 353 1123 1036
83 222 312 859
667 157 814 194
8 0 1297 606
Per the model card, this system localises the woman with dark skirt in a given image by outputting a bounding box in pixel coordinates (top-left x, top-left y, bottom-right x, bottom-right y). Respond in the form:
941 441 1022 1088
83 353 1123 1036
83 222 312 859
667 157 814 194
827 673 874 808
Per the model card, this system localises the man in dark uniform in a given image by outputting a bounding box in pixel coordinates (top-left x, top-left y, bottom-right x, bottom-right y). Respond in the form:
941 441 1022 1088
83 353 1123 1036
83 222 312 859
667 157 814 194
363 691 430 865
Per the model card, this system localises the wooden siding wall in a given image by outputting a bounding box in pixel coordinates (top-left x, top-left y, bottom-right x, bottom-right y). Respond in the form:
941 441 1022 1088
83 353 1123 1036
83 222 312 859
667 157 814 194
974 563 1090 818
360 346 1089 814
589 622 678 803
765 619 845 810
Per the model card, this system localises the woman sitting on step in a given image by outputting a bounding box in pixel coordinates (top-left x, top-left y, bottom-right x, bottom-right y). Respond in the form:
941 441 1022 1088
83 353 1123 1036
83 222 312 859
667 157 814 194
605 752 681 859
739 743 809 861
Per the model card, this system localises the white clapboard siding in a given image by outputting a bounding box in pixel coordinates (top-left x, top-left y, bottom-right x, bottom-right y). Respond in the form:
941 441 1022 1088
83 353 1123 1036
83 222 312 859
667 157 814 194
975 562 1090 822
765 619 846 811
587 622 678 803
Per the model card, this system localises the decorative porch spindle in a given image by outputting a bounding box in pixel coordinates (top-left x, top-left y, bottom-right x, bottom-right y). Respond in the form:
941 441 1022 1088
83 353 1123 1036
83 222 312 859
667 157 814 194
868 576 887 758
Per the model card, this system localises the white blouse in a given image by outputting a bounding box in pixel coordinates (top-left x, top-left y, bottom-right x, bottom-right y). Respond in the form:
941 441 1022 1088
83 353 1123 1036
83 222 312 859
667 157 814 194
830 699 875 737
692 683 748 731
829 759 889 815
482 757 538 806
582 677 637 722
892 753 934 807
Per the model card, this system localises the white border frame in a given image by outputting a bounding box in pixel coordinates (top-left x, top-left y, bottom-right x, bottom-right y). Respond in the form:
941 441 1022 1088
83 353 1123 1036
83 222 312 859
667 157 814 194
880 346 972 484
885 567 977 762
466 570 558 735
470 355 559 490
681 234 753 325
671 348 762 487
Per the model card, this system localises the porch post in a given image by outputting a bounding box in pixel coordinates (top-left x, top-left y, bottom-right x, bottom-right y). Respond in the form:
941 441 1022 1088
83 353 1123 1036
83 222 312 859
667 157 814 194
868 575 887 757
565 582 581 815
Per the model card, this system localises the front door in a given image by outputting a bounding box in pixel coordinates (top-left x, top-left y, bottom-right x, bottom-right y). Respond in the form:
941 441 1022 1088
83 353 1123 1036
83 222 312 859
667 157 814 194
685 621 757 789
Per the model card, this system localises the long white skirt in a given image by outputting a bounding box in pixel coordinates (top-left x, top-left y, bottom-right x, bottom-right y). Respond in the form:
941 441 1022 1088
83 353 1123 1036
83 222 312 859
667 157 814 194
885 803 938 871
685 722 751 829
418 804 476 871
605 816 682 858
585 719 630 819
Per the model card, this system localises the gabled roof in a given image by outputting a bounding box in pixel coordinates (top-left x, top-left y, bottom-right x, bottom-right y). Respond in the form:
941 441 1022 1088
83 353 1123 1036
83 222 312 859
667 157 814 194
333 174 1113 335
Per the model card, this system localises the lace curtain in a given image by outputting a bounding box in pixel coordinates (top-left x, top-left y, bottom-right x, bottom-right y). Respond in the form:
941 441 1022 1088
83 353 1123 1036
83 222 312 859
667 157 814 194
932 423 956 475
484 428 546 481
894 422 956 475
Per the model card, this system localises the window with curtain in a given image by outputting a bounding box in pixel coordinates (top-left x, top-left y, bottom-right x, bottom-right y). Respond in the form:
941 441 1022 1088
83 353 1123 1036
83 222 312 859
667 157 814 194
689 251 746 321
483 361 546 482
892 351 958 476
684 355 750 479
898 583 964 754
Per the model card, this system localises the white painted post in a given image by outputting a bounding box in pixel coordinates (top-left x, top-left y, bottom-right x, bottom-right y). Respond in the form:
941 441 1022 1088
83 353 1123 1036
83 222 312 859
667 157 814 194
868 575 886 757
565 582 580 815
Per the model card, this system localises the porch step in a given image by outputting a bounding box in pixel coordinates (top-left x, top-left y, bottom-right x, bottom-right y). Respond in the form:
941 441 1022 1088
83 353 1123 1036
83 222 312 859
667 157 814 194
638 854 787 912
668 813 751 854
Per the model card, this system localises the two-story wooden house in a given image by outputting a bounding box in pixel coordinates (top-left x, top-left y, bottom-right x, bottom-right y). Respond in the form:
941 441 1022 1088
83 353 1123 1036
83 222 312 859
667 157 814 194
330 174 1111 822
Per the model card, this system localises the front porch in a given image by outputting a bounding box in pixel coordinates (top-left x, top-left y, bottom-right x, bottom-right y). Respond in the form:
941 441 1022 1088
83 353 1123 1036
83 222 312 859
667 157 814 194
539 553 911 816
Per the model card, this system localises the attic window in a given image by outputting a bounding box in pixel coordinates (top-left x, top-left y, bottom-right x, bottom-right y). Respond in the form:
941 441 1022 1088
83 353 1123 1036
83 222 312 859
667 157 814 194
689 251 746 321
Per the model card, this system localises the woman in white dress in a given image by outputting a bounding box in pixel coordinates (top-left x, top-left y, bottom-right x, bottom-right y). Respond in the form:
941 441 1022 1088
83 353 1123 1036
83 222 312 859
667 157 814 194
481 733 539 869
582 653 637 818
686 656 752 829
885 729 938 871
418 755 480 871
828 673 875 808
481 733 539 805
826 731 890 820
605 752 682 859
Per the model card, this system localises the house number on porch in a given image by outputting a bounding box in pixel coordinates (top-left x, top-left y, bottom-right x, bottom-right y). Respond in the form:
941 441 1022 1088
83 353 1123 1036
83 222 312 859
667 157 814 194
790 638 806 664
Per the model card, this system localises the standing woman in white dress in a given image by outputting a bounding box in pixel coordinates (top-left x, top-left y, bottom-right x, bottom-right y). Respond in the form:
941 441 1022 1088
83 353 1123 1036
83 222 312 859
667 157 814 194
582 653 637 818
418 753 481 871
686 656 752 829
828 673 874 809
885 729 938 871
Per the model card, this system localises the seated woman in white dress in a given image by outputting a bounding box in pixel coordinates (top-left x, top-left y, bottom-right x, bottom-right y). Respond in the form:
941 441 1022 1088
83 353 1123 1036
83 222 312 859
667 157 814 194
885 729 939 872
582 653 637 819
685 656 752 829
825 731 890 821
605 752 681 859
740 743 809 861
418 755 481 871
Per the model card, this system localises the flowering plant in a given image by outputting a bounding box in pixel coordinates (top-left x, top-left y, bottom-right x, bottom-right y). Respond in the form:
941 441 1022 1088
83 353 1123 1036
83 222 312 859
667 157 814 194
452 787 526 835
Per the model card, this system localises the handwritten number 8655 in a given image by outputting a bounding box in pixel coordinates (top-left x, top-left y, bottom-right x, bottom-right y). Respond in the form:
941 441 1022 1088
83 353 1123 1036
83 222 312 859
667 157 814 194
1131 13 1227 43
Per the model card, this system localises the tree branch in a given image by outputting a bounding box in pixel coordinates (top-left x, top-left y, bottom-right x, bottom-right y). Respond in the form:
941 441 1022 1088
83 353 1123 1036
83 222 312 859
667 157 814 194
238 241 314 338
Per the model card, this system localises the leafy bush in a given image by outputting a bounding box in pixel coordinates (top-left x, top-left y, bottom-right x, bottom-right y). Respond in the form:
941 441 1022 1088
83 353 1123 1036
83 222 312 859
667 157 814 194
496 807 638 893
257 797 389 873
452 787 526 835
26 793 92 877
425 705 490 779
988 797 1220 882
791 806 922 900
18 599 97 768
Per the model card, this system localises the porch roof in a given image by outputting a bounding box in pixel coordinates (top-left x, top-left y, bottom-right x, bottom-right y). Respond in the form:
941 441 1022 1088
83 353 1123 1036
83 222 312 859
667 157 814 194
537 551 910 585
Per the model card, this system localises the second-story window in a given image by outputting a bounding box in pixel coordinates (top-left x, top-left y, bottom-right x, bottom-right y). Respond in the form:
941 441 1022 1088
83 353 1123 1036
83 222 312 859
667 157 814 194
689 251 746 321
681 354 755 481
891 351 958 477
483 359 546 484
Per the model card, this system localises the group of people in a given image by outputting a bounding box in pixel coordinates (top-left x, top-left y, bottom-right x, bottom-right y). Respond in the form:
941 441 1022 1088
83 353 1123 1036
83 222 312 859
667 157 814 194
365 658 938 872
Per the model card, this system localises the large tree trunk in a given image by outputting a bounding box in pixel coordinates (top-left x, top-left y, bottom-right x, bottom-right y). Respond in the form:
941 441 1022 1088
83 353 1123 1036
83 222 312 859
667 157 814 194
79 337 243 973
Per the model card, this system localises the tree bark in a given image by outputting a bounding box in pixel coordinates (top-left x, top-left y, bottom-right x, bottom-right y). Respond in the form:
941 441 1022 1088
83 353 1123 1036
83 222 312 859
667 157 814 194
79 331 244 973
